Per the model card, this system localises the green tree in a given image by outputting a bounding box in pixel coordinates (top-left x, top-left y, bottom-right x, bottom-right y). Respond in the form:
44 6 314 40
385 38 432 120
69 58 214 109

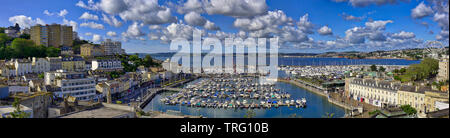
370 65 378 72
9 98 31 118
378 66 386 72
19 33 30 39
400 105 417 115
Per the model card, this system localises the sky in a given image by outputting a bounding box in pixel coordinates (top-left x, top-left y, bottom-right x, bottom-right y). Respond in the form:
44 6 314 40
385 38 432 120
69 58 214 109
0 0 448 53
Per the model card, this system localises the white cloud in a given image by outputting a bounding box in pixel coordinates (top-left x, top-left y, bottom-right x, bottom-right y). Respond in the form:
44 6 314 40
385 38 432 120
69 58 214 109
339 13 364 21
76 0 99 10
58 9 69 17
177 0 268 17
411 1 434 19
184 11 207 26
297 14 315 34
122 22 146 40
391 31 415 39
85 32 93 36
332 0 407 7
318 26 333 35
8 15 45 28
149 25 162 30
93 34 102 42
204 20 220 30
80 22 105 29
102 14 123 27
365 20 393 30
107 31 117 37
79 12 99 20
63 19 78 31
43 10 54 16
203 0 268 17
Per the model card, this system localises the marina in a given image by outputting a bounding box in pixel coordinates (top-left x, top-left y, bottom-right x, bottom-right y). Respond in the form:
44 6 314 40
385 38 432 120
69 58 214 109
143 76 346 118
159 75 307 109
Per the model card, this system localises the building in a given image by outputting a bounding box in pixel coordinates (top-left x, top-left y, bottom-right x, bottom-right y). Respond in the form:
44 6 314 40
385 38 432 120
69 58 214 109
398 85 427 114
91 58 123 72
46 57 62 71
61 46 74 56
61 56 85 72
30 24 73 47
101 39 124 55
437 55 449 82
73 31 79 40
424 91 449 113
80 44 104 57
347 78 401 107
4 23 21 38
31 57 50 74
44 70 96 101
10 58 33 76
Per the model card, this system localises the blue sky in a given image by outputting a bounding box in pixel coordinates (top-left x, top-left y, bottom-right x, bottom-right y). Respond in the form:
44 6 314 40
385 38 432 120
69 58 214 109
1 0 448 53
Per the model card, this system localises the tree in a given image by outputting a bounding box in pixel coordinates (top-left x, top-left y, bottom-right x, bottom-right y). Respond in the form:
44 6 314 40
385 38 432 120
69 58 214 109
400 105 417 115
9 98 31 118
370 65 378 72
378 66 386 72
19 33 30 39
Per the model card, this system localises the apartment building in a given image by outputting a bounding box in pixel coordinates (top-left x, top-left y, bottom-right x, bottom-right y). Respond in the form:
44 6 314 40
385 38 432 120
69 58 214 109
61 56 85 72
347 78 401 107
80 44 104 57
31 24 73 47
44 70 96 101
91 58 123 72
101 39 124 55
437 55 449 82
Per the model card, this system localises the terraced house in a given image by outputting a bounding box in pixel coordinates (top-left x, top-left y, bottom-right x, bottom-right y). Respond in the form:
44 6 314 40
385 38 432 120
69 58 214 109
347 78 401 107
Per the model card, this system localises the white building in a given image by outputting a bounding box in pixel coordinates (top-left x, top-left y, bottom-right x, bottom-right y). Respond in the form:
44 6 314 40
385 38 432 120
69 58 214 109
45 70 97 101
32 57 50 74
101 39 125 55
91 58 123 71
347 78 401 107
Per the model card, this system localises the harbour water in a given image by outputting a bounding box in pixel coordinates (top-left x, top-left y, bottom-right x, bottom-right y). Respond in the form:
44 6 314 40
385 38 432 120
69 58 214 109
143 81 346 118
140 55 420 118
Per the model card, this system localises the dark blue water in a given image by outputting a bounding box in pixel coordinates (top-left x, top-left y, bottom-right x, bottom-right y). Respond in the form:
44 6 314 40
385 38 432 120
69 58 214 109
143 82 345 118
147 54 420 66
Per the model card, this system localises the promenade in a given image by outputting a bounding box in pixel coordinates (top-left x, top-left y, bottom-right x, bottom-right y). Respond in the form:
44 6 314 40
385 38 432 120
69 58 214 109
278 78 378 117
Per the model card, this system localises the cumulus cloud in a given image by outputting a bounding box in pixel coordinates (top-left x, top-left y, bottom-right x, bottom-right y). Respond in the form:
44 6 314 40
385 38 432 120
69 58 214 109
43 9 69 17
80 22 105 29
297 14 315 34
411 1 434 19
76 0 99 10
184 11 220 30
122 22 146 40
391 31 415 39
79 12 99 20
93 34 102 42
107 31 117 37
102 14 123 27
99 0 127 14
177 0 268 17
318 26 333 35
234 10 293 32
85 32 93 36
63 19 78 31
58 9 69 17
339 13 364 21
365 20 393 30
8 15 45 28
332 0 408 7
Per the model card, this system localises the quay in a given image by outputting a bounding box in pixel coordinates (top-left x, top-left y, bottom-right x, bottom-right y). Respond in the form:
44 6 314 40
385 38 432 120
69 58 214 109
278 78 363 116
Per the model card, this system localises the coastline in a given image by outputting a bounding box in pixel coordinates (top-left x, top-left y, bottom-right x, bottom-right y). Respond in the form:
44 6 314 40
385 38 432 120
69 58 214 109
277 78 357 112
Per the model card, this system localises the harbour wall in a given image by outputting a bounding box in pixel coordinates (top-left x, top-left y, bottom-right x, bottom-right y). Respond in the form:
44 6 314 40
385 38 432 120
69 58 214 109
277 78 357 111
